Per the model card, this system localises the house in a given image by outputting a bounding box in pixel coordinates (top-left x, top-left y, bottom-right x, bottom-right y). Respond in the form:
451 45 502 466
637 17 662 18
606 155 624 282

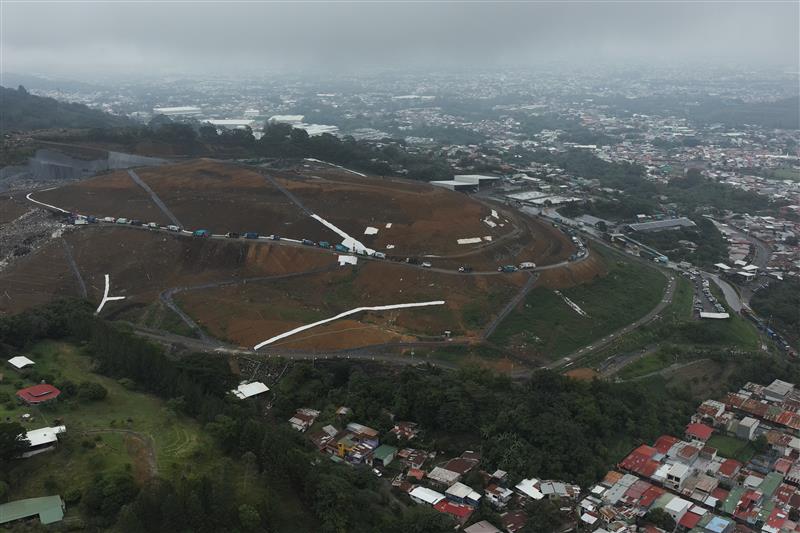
391 421 419 441
686 423 714 442
717 459 743 486
664 496 691 522
500 510 527 533
397 448 428 469
289 408 320 432
230 381 269 400
346 422 379 440
22 426 66 458
515 478 544 500
16 384 61 405
409 486 445 506
736 417 759 441
445 482 482 506
666 463 691 491
485 484 514 509
0 496 65 526
464 520 502 533
764 379 794 402
428 466 461 486
433 499 474 525
444 454 479 476
371 444 397 467
7 356 34 373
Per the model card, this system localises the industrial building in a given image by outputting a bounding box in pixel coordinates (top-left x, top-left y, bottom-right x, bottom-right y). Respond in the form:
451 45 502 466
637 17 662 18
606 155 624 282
627 217 697 233
431 174 501 192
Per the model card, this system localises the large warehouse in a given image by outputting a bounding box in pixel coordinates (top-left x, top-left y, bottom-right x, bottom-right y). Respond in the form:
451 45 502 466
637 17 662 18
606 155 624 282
431 174 501 192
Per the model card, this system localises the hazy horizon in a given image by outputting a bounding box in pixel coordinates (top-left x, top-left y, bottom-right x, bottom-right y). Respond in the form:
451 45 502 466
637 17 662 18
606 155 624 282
3 1 798 81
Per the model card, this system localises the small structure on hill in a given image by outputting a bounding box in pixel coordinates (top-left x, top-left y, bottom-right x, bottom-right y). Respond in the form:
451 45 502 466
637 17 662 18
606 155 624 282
22 426 66 458
231 381 269 400
16 384 61 405
7 356 35 373
0 496 65 526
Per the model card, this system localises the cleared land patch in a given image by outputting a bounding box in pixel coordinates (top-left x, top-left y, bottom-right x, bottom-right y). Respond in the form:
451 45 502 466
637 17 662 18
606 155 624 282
177 261 523 350
491 248 666 362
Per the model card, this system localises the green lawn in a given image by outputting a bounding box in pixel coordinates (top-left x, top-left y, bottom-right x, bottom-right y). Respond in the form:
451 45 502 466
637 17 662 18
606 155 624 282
707 434 756 463
491 247 667 360
617 352 673 380
1 341 216 498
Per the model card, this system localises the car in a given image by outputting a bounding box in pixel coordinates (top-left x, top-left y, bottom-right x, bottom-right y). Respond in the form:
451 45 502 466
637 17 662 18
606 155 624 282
166 225 181 232
458 265 473 273
421 262 432 268
226 232 240 238
372 468 382 477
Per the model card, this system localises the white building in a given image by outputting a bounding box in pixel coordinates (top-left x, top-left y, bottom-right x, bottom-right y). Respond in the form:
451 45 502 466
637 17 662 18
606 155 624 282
737 417 760 441
409 486 445 506
231 381 270 400
22 426 66 458
7 356 35 371
514 478 544 500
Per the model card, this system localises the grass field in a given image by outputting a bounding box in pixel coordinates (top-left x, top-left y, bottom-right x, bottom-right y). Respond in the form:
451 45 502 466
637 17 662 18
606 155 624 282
491 248 666 361
2 341 318 532
1 341 215 498
707 434 756 463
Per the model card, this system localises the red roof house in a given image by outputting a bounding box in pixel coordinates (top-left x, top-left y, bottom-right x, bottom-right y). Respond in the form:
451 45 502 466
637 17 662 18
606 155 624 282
679 511 703 530
16 384 61 405
686 423 714 441
433 500 474 525
654 435 680 454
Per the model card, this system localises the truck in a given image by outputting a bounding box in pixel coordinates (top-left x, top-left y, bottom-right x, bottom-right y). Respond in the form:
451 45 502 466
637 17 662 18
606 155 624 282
244 232 259 239
226 232 240 239
373 252 386 259
318 241 331 249
193 229 210 238
302 239 315 246
102 217 115 223
115 218 129 225
519 262 536 269
334 244 350 253
86 216 97 223
167 225 181 232
129 219 143 226
498 265 518 273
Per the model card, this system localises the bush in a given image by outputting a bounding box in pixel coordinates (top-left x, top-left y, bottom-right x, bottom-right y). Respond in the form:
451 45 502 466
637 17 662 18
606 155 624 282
77 382 108 402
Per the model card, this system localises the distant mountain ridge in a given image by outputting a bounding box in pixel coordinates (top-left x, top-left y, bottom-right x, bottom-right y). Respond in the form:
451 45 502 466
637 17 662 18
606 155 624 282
0 85 132 132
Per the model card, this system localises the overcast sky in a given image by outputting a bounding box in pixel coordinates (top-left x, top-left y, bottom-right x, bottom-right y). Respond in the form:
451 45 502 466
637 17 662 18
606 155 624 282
3 1 798 79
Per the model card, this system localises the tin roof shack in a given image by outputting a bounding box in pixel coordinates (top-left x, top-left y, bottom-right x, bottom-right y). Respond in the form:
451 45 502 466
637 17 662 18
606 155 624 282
231 381 269 400
370 444 397 468
500 510 528 533
428 466 462 487
463 520 501 533
409 486 445 506
0 496 65 526
289 408 320 432
22 426 66 458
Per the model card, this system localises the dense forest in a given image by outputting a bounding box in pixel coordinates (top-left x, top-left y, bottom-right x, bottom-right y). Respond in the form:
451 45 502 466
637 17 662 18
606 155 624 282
0 85 132 131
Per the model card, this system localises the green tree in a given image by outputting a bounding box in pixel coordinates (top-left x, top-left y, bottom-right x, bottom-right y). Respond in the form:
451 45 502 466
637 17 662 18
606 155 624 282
239 504 262 532
644 508 676 531
0 422 29 465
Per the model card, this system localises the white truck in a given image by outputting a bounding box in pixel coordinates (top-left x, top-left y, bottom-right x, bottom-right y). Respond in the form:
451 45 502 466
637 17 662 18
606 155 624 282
519 262 536 269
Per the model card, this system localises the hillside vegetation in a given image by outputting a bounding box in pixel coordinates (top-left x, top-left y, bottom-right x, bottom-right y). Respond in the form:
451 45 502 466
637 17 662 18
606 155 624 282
0 85 132 131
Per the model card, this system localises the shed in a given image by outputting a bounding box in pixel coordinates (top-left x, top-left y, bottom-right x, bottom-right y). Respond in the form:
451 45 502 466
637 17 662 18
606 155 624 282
372 444 397 467
7 356 34 371
0 496 64 525
231 381 269 400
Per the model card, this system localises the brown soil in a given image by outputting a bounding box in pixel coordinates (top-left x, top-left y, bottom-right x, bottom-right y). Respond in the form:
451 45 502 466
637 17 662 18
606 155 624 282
271 169 514 256
536 251 607 289
565 367 600 381
135 160 339 240
177 261 522 350
35 169 171 224
0 226 336 315
0 237 76 315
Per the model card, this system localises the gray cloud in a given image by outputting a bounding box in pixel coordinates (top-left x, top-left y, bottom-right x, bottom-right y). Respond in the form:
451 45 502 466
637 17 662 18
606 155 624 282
2 1 798 78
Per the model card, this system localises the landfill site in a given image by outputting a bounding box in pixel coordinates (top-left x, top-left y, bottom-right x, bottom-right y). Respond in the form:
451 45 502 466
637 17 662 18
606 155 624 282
0 157 602 354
